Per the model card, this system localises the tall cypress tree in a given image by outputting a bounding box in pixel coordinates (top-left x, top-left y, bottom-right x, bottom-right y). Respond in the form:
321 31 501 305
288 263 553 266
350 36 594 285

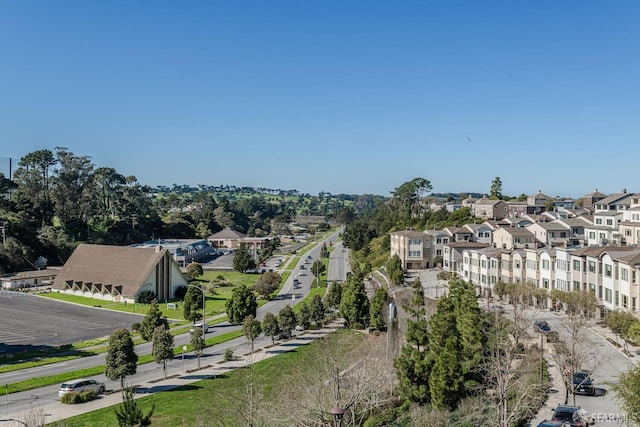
450 279 485 371
429 336 464 410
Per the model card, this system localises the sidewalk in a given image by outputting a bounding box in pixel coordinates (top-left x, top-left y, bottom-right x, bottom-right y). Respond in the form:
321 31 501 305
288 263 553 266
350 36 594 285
9 320 344 427
525 316 640 426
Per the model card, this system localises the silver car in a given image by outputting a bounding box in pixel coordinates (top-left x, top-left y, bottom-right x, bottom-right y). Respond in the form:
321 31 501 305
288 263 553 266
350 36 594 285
59 378 105 397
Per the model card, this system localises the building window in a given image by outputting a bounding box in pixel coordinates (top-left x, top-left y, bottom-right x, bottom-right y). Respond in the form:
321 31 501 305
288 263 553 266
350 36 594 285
607 219 613 226
605 264 612 277
605 288 612 303
573 260 581 271
623 294 628 309
436 238 442 244
615 291 619 306
542 259 549 270
589 231 595 239
622 268 629 281
481 260 487 268
596 218 602 225
543 279 549 289
599 285 603 299
588 261 596 273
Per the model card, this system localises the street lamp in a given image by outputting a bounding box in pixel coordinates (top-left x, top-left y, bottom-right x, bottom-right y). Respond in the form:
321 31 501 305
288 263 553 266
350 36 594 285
187 284 206 343
330 407 345 427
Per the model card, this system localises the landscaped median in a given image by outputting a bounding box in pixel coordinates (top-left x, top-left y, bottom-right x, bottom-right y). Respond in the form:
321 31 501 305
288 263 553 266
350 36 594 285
3 329 244 395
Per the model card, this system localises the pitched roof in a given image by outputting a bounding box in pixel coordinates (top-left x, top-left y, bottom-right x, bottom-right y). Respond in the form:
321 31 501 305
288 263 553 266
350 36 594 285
583 188 607 198
208 227 247 240
391 229 426 238
53 244 170 297
570 245 634 258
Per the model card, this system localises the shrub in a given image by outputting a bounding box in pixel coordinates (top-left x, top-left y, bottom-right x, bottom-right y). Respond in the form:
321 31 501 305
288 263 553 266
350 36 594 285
131 323 141 332
60 389 97 404
174 286 188 300
136 290 157 304
224 348 234 362
351 322 364 330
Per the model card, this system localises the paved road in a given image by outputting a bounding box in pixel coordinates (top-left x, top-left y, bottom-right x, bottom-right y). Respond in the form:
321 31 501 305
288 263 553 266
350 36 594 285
0 230 348 423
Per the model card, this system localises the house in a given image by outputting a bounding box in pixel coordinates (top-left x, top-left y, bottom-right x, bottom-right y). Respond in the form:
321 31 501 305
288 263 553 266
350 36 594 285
593 191 634 212
442 241 490 275
0 267 61 290
424 229 451 263
390 229 433 269
462 223 493 245
473 198 509 220
52 244 189 303
207 228 248 249
527 190 552 207
584 211 624 246
618 194 640 246
132 239 215 267
526 221 571 248
507 202 544 217
581 188 607 208
492 226 537 250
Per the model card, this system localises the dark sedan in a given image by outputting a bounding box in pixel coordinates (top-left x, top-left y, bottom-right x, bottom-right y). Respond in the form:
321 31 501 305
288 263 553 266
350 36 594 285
534 320 551 333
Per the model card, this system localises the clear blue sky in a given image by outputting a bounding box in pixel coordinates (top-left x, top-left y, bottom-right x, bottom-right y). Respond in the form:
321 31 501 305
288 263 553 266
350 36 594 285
1 1 639 198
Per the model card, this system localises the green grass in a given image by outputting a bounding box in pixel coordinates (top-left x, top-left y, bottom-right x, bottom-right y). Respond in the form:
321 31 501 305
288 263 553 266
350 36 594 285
5 330 245 395
54 330 362 427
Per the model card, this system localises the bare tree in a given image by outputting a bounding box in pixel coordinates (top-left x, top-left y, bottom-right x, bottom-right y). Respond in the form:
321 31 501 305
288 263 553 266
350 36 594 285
269 331 397 426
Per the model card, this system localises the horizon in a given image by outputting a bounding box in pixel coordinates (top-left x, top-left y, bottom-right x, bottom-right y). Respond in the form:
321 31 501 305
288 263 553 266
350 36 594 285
2 2 639 197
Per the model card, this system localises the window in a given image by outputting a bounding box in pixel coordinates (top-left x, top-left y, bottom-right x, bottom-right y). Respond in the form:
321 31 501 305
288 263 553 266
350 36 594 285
615 291 619 306
623 294 628 308
543 279 549 289
634 213 640 221
481 260 487 268
408 250 421 257
622 268 629 281
589 231 595 239
436 238 442 244
542 259 549 270
605 264 612 277
599 285 603 299
596 218 603 225
573 260 581 271
606 219 613 226
605 288 612 303
588 261 596 273
574 281 580 291
444 247 449 254
515 261 521 269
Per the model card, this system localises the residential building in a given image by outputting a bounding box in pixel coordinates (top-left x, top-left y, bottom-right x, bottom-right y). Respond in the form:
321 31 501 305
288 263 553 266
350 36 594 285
526 221 571 248
473 197 509 220
527 190 552 207
492 226 537 250
390 229 433 269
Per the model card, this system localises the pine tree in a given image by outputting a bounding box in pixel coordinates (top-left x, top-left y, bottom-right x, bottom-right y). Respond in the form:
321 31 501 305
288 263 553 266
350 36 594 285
140 299 169 341
105 329 138 390
429 337 464 410
114 387 154 427
339 276 370 328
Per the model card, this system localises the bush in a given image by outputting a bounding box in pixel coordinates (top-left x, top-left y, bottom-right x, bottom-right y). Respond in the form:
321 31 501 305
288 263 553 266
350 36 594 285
131 323 141 332
60 389 97 404
351 322 364 330
546 331 560 343
224 348 234 362
136 290 157 304
174 286 187 300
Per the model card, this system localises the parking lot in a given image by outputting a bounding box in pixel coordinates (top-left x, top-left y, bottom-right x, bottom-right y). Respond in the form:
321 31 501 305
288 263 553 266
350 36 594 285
0 291 144 354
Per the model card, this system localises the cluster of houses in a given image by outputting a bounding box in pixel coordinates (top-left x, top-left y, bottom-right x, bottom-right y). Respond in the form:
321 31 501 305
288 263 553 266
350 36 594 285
391 189 640 317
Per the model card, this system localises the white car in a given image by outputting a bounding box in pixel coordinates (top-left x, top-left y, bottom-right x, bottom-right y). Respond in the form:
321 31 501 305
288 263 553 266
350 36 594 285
59 379 105 397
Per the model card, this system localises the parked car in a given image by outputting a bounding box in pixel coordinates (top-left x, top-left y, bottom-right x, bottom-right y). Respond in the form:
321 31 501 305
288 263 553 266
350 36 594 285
59 379 105 397
534 320 552 333
489 304 505 314
551 404 591 427
537 421 570 427
573 371 595 396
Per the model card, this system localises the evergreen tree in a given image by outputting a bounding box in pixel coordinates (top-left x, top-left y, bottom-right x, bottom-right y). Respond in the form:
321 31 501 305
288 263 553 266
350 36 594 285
309 294 325 324
323 281 342 311
490 176 503 200
232 243 255 272
320 242 329 258
140 299 169 342
225 285 258 324
114 387 154 427
387 254 404 285
152 324 174 380
450 279 485 371
297 302 312 330
394 346 433 404
183 285 205 322
369 287 389 331
105 328 138 390
339 276 370 328
185 262 203 279
429 337 464 410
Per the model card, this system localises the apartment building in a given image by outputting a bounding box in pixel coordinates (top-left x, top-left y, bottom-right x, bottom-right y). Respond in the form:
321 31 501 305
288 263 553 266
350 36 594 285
390 229 433 269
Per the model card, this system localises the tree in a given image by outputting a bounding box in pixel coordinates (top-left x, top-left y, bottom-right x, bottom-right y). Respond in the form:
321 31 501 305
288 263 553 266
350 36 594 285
139 299 169 342
233 243 255 273
320 242 329 258
278 305 297 339
391 177 433 219
185 262 203 279
243 314 262 353
253 271 281 299
114 387 154 427
449 279 484 371
339 275 370 328
489 177 503 200
105 328 138 390
183 285 204 323
387 254 404 286
429 337 464 410
613 366 640 425
226 285 258 324
311 259 325 278
152 324 174 380
262 312 280 344
309 294 325 324
369 287 389 331
297 302 312 330
190 327 205 369
324 281 342 311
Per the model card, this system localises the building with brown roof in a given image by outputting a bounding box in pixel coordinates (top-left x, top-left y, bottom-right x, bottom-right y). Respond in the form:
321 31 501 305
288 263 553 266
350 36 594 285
52 244 189 303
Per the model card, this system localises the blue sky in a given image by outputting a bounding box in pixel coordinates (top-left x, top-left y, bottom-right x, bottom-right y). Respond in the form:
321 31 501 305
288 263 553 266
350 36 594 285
1 1 639 198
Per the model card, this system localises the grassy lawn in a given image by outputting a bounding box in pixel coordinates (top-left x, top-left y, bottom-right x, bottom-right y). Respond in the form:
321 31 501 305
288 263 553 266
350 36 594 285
54 330 362 427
